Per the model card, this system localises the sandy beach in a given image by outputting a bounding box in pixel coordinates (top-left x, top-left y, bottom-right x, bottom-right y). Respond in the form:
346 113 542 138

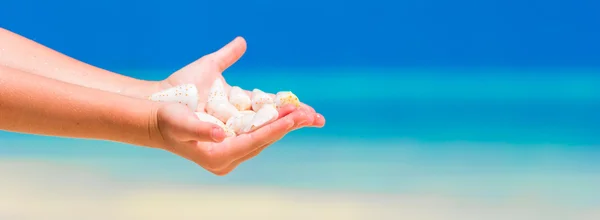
0 160 598 220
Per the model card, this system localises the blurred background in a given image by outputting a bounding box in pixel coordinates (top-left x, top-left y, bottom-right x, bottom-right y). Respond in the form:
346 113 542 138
1 0 599 219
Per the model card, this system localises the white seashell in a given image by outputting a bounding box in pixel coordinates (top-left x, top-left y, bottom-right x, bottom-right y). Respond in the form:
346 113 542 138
240 110 256 116
206 99 241 123
242 104 279 133
208 78 227 102
229 86 252 111
195 112 236 137
251 88 275 112
226 111 256 134
275 91 300 108
195 111 225 126
148 84 198 111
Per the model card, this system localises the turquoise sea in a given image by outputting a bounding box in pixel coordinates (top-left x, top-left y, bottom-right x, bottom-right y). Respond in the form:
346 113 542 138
2 69 599 204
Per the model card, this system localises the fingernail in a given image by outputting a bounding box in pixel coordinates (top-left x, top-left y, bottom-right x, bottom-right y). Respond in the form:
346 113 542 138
211 127 225 142
316 113 325 127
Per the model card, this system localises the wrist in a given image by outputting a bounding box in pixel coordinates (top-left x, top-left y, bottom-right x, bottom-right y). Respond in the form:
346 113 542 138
145 101 168 149
102 97 157 148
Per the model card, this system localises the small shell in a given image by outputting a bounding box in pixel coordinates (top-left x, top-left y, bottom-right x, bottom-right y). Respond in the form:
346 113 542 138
206 99 241 123
240 110 256 116
229 86 252 111
195 112 236 137
275 91 300 108
251 88 275 112
148 84 198 111
208 78 227 102
226 111 256 134
243 104 279 133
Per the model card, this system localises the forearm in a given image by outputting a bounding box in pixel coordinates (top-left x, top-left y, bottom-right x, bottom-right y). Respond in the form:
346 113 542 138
0 65 160 147
0 27 159 98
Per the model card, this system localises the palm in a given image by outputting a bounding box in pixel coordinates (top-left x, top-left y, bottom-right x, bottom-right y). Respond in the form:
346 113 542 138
154 37 325 175
163 73 225 113
160 54 229 112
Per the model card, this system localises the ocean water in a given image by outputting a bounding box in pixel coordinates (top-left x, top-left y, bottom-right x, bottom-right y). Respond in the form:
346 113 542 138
1 69 599 206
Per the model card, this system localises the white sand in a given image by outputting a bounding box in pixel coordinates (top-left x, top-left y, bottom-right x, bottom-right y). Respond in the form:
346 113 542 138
0 160 598 220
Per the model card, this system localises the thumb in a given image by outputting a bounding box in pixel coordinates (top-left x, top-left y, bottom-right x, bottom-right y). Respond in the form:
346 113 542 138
179 114 227 143
209 36 247 72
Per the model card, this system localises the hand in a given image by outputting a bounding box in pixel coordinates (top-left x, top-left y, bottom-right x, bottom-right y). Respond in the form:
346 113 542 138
152 101 310 176
159 36 325 128
149 37 325 175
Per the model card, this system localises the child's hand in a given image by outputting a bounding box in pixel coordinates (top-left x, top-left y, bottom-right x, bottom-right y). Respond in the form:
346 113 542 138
143 37 324 175
159 37 325 129
150 102 310 176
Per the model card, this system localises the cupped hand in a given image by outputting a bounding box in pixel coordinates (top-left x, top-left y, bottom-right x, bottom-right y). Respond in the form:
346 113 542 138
160 37 325 128
151 102 307 175
149 37 325 175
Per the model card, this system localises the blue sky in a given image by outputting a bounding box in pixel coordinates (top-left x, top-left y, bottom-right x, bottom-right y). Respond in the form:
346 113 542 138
1 0 599 70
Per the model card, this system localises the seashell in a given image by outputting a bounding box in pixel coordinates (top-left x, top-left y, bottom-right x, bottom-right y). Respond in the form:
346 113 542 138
251 88 275 112
206 99 241 123
240 110 256 116
226 110 256 134
195 111 225 126
195 112 236 137
229 86 252 111
208 78 227 102
275 91 300 108
148 84 198 111
242 104 279 133
204 78 240 122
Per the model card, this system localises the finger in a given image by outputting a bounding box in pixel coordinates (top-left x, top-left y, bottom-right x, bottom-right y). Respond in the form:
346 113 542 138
298 105 326 127
200 109 305 175
278 104 298 119
272 105 310 129
298 103 326 126
238 109 309 156
221 109 307 172
295 108 314 127
221 110 307 160
179 114 227 143
284 107 318 128
218 109 320 174
312 113 326 127
209 36 247 72
299 103 316 113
